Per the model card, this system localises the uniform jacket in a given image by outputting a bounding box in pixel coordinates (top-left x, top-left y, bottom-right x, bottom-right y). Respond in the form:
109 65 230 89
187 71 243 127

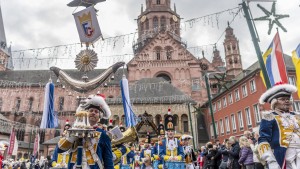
57 128 114 169
258 111 300 167
159 138 184 161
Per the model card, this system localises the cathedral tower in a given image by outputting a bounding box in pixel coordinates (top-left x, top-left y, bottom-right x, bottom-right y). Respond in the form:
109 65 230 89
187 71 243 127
0 3 13 71
223 23 242 77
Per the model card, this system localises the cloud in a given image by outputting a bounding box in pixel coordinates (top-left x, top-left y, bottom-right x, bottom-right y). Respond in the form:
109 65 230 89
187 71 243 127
1 0 299 70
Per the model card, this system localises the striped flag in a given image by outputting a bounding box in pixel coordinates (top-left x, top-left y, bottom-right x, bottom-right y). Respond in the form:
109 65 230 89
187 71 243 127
7 128 15 156
260 32 288 87
33 134 40 156
292 44 300 97
120 75 136 127
40 81 58 128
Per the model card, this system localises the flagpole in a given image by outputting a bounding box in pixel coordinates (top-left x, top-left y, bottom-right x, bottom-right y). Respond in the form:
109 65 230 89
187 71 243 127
241 0 271 89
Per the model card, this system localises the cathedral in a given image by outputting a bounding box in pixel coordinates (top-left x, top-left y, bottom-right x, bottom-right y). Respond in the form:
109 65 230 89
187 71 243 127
0 0 243 158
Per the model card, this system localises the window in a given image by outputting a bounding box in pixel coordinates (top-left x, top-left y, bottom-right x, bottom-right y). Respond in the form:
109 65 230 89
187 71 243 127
28 97 33 111
160 16 166 31
39 129 45 144
16 129 25 141
223 97 227 107
145 19 149 30
228 93 233 104
245 107 252 127
166 48 172 60
215 121 219 136
237 111 244 130
294 101 300 111
156 50 161 60
225 117 230 133
140 23 144 33
0 98 2 112
242 84 248 97
213 103 216 113
15 97 21 111
231 114 237 131
288 76 296 86
219 119 224 134
253 104 261 123
153 17 159 31
250 79 256 93
183 121 189 133
157 0 160 4
235 89 240 101
218 100 221 110
59 97 64 111
0 59 4 64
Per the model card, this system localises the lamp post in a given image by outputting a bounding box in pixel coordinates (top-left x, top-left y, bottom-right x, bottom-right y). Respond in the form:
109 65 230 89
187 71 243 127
204 73 218 140
240 0 271 89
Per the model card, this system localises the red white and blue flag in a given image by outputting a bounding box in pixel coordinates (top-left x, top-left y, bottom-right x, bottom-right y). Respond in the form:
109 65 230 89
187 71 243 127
262 32 288 86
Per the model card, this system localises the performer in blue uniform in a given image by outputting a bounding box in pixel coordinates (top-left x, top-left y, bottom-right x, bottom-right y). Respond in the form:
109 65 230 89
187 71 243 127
57 94 114 169
140 132 153 168
160 109 184 162
126 144 135 165
258 83 299 169
152 120 165 168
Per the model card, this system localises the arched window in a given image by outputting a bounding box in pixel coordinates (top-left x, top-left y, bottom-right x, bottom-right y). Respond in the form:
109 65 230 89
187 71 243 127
140 22 144 34
145 19 149 30
54 124 61 137
15 97 21 111
153 17 159 32
16 129 25 141
165 46 173 60
28 97 33 111
154 47 162 60
156 73 171 83
0 98 2 112
157 0 161 5
181 114 189 133
155 115 162 125
160 16 166 31
170 18 174 32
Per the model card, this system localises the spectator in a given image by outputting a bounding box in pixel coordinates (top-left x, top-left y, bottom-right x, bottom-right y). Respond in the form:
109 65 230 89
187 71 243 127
198 146 206 169
238 136 254 169
227 136 240 169
203 142 217 169
219 139 230 169
250 131 265 169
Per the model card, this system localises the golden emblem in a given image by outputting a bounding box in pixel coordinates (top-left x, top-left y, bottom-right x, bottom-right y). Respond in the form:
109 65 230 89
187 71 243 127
75 49 98 72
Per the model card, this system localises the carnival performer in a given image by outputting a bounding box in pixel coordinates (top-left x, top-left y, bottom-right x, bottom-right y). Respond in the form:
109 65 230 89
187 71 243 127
152 120 165 168
126 144 135 166
258 83 299 169
56 94 114 169
140 132 153 168
181 135 197 169
160 109 184 162
51 121 71 167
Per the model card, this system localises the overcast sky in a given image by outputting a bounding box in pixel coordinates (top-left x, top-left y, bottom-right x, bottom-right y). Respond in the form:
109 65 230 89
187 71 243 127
1 0 299 70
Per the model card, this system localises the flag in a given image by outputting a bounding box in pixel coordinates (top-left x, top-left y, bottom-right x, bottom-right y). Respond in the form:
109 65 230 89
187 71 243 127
260 32 288 87
12 136 18 156
33 134 40 156
7 128 15 156
120 75 137 127
292 44 300 97
73 6 102 43
40 81 58 128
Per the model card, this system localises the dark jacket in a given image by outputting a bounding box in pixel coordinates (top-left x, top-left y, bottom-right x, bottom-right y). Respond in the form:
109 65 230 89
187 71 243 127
238 147 254 165
228 142 241 169
219 146 229 162
203 148 217 169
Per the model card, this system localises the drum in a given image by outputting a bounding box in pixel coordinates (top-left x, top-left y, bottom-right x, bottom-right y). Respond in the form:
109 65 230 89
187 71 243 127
164 161 185 169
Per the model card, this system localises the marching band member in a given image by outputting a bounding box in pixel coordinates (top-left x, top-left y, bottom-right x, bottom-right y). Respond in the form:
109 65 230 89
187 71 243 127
152 120 165 168
126 144 136 166
258 83 299 169
181 135 197 169
160 109 184 162
140 132 153 168
56 94 114 169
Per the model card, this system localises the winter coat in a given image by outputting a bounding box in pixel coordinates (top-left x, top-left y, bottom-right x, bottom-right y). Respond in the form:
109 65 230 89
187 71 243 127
203 149 217 169
220 147 229 162
238 147 254 165
228 142 241 169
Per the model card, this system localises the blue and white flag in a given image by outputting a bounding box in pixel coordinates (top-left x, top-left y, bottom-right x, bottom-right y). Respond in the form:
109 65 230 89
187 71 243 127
40 81 58 128
120 75 136 127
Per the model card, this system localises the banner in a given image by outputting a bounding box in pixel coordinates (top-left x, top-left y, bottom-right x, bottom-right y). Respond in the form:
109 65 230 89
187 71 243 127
73 6 102 43
260 32 288 87
33 134 40 156
7 128 15 156
12 136 18 156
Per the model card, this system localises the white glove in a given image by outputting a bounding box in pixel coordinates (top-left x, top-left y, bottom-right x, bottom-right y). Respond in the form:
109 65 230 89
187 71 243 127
268 161 281 169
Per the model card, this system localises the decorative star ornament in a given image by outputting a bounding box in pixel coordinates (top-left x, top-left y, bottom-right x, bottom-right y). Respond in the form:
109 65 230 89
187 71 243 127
254 2 289 35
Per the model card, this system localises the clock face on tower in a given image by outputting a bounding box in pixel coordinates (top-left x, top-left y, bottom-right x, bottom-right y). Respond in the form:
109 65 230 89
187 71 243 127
172 15 178 22
141 15 147 23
